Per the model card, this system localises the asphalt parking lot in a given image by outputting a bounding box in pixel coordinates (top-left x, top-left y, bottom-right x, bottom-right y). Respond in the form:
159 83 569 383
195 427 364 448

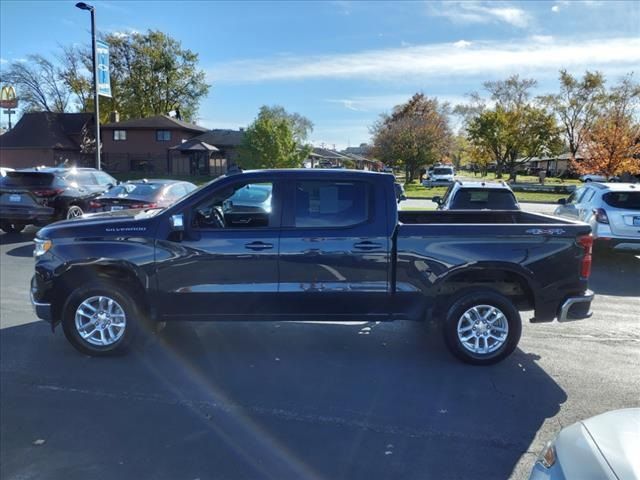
1 220 639 480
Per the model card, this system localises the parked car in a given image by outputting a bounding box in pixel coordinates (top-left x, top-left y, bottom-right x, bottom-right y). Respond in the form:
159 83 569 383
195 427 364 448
394 182 407 203
433 181 519 211
529 408 640 480
580 173 619 183
31 169 594 363
0 167 117 233
554 182 640 253
423 166 455 186
88 179 196 213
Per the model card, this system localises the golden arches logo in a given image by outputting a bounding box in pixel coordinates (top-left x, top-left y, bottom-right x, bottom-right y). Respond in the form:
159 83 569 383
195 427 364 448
0 86 18 109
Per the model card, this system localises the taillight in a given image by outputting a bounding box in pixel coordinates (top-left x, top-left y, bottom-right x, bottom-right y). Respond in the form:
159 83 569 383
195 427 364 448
89 201 102 209
577 234 593 278
593 208 609 224
33 188 64 197
130 202 157 209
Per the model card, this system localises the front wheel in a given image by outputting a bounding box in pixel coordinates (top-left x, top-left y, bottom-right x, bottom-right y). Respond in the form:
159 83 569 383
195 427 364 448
61 281 141 356
443 289 522 365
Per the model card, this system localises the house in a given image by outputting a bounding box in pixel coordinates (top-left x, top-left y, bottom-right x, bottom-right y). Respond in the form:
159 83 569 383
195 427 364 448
304 147 352 168
169 129 245 176
101 114 208 173
525 152 584 176
0 112 95 169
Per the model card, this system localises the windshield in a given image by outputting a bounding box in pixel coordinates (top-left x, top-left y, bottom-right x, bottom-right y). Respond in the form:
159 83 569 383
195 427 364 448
451 189 518 209
103 183 163 199
433 168 453 175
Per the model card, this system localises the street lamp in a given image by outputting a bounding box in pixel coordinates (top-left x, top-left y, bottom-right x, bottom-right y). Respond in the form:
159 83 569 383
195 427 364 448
75 2 101 170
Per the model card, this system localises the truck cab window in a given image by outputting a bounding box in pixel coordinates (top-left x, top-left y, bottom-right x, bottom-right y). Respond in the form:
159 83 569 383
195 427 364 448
193 182 274 229
295 180 369 228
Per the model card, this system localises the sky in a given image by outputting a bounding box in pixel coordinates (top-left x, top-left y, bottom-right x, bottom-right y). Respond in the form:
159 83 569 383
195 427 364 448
1 0 639 149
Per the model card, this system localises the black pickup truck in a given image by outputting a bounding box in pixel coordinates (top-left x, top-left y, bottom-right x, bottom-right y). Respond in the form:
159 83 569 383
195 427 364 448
30 169 594 364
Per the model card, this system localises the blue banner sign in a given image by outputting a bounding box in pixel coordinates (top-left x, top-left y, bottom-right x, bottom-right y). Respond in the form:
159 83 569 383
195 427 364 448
96 40 112 98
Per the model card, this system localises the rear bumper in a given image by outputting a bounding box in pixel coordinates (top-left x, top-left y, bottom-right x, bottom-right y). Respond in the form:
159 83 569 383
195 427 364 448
596 237 640 252
557 289 594 322
0 205 56 225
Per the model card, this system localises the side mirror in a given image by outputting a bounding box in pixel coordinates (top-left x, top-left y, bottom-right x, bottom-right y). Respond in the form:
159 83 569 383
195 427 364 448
400 194 407 202
557 198 567 205
170 213 185 232
432 196 442 204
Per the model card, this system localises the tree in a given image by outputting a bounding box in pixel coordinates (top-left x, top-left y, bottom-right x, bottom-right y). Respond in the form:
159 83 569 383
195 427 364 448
575 76 640 177
58 45 92 112
1 54 71 112
371 93 452 182
463 75 562 181
540 70 605 160
239 106 313 169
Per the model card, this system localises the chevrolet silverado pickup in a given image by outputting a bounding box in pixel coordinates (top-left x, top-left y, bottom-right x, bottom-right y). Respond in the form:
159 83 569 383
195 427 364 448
30 169 594 364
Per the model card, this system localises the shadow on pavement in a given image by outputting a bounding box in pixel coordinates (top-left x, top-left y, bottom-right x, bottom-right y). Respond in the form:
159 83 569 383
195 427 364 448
1 319 565 480
5 244 35 258
590 251 640 296
0 229 36 246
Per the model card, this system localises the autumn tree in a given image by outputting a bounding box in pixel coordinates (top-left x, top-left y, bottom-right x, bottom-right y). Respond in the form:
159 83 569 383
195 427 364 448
576 76 640 177
239 106 313 169
371 93 452 182
540 70 605 160
463 75 562 181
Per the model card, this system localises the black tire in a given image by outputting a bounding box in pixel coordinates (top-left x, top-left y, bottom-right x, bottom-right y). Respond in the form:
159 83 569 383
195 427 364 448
442 289 522 365
61 280 142 356
0 222 25 233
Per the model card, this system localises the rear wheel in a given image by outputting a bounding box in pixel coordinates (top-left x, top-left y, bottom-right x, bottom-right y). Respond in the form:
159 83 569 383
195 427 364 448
0 222 26 233
61 281 141 356
66 205 84 219
443 289 522 365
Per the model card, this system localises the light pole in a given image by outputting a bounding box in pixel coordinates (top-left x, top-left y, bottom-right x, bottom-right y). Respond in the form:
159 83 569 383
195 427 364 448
76 2 101 170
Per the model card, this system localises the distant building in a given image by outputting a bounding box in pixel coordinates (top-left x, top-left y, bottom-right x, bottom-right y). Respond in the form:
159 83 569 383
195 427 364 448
0 112 95 169
525 152 585 176
101 114 208 173
342 143 371 156
304 147 350 168
170 129 245 176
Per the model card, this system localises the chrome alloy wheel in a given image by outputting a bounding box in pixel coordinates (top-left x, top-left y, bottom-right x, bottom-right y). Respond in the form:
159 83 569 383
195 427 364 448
456 304 509 355
66 205 84 219
74 296 127 346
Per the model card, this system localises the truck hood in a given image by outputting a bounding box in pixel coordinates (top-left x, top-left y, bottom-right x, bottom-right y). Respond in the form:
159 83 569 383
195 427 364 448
581 408 640 480
38 208 163 239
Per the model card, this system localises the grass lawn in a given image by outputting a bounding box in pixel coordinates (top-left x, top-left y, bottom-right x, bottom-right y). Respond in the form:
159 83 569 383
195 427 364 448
404 181 567 203
456 171 581 185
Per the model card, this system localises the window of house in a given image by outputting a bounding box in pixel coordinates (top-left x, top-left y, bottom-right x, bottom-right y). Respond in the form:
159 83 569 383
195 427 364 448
294 180 370 228
113 130 127 141
156 130 171 141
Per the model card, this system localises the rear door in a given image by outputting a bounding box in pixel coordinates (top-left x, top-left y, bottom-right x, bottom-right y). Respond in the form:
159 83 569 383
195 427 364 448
556 186 587 219
277 176 391 319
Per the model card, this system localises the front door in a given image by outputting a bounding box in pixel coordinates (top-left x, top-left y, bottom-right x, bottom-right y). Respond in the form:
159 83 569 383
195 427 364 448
155 179 282 320
277 177 391 320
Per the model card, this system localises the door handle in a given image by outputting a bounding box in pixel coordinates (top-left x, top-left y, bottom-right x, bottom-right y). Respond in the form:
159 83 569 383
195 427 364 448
244 241 273 251
353 241 382 251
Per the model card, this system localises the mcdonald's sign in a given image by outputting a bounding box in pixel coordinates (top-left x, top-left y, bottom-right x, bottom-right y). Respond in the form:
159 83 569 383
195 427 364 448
0 85 18 109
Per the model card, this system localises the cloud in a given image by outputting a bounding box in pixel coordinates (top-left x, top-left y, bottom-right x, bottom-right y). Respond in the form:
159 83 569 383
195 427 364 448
209 36 640 84
0 58 7 65
110 28 139 39
530 35 554 43
453 40 472 48
326 94 469 112
427 2 531 28
551 5 560 12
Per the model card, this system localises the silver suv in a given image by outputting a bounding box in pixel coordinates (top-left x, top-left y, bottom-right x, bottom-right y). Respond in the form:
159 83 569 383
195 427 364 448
554 183 640 252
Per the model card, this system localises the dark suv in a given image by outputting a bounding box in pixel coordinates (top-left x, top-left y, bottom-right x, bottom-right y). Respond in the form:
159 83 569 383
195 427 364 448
0 167 117 233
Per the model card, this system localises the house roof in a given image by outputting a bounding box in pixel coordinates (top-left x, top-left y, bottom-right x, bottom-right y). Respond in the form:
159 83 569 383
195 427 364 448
0 112 93 150
190 129 245 147
101 115 208 133
309 147 349 160
170 138 220 152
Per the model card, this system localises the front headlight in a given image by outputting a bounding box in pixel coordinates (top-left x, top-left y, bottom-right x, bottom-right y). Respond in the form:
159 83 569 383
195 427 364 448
34 238 52 257
536 442 557 469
